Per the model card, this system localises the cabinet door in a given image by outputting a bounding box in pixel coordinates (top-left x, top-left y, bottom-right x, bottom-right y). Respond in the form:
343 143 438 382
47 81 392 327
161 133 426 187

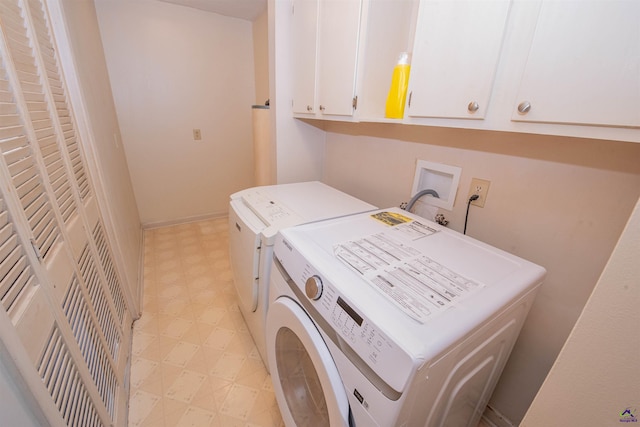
0 1 134 425
291 0 319 115
317 0 362 116
407 0 511 119
512 1 640 127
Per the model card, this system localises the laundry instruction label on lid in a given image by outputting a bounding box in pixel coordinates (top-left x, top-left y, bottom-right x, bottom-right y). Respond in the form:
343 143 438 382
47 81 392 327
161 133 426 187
370 211 412 226
334 226 483 323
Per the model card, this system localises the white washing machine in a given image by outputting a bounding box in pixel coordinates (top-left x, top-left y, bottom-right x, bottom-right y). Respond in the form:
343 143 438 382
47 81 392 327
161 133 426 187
228 182 376 370
266 207 546 426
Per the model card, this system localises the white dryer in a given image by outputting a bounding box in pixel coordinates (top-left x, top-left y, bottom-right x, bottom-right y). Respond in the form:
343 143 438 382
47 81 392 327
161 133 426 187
266 207 546 426
228 182 376 370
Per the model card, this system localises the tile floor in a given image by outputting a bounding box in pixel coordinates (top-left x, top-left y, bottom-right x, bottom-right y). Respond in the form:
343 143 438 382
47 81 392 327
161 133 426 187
128 217 492 427
128 218 283 427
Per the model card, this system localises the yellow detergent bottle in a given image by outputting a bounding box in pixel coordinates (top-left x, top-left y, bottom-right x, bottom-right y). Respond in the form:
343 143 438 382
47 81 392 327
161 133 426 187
385 52 411 119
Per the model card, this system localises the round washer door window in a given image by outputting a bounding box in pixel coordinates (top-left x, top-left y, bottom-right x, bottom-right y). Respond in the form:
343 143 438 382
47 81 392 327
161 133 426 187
266 297 350 427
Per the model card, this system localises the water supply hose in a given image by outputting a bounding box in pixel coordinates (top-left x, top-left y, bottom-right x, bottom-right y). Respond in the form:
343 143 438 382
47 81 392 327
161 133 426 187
404 189 440 212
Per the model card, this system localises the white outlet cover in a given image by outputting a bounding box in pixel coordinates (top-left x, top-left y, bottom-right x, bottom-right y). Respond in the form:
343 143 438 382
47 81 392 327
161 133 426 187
411 160 462 211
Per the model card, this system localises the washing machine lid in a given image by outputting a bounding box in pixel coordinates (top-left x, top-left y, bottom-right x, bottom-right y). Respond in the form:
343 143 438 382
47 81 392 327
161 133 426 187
276 207 546 362
231 182 377 244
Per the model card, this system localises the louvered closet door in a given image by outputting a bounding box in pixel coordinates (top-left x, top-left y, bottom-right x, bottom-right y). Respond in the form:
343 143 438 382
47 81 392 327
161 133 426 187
0 1 132 426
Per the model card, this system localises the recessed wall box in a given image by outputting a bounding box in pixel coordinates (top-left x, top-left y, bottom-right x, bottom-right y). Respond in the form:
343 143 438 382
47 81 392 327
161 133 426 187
411 160 461 211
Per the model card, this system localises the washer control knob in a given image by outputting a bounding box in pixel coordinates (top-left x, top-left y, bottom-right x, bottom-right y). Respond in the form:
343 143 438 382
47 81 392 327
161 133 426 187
305 275 323 300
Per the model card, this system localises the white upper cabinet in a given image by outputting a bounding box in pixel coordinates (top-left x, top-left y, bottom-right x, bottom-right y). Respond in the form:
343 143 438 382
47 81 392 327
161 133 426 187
289 0 640 142
512 1 640 128
316 0 363 116
291 0 319 115
291 0 363 118
407 0 511 120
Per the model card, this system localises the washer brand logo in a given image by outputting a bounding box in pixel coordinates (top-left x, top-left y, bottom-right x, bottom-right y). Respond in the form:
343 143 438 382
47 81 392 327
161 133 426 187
620 408 638 423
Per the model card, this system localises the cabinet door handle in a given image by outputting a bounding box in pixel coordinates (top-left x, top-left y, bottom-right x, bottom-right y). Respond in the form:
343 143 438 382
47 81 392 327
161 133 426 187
467 101 479 113
517 101 532 114
319 105 325 112
306 105 313 111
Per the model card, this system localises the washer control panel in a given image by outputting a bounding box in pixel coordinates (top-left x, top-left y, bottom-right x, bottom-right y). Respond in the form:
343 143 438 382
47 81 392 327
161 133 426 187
300 263 413 393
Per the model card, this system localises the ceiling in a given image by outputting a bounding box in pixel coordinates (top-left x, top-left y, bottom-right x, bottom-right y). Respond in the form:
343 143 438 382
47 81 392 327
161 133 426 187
157 0 267 21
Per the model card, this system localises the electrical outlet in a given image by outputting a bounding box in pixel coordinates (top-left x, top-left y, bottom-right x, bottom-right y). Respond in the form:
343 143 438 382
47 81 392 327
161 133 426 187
468 178 490 208
193 128 202 140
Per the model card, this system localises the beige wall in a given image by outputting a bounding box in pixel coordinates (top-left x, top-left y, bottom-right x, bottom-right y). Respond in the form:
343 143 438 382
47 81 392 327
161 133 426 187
95 0 256 226
57 0 142 308
321 122 640 424
522 197 640 426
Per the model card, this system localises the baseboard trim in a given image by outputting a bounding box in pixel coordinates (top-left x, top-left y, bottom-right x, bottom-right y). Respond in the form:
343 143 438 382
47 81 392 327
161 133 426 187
142 212 227 229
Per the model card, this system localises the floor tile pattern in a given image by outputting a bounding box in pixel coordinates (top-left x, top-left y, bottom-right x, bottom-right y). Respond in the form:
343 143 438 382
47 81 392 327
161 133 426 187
128 218 284 426
129 217 492 427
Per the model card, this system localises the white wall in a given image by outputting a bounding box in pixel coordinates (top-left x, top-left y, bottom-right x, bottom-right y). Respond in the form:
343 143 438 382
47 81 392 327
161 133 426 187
269 0 325 184
55 0 142 309
522 196 640 426
0 354 44 427
321 122 640 424
252 9 269 105
95 0 256 226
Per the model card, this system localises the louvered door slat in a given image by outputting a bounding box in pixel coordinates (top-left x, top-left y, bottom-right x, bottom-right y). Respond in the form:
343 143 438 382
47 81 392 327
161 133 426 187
52 352 73 403
16 68 40 83
13 165 39 195
40 329 61 392
39 326 104 427
8 53 35 72
78 245 120 360
4 144 30 165
0 65 61 261
62 374 79 423
0 1 20 14
93 224 126 322
19 81 41 95
0 133 26 152
39 139 57 158
0 123 22 139
29 110 48 121
0 231 20 261
0 252 27 303
62 275 118 418
1 3 78 233
0 210 11 234
31 117 52 130
0 114 21 129
1 25 28 48
26 101 46 113
20 189 44 220
2 248 25 282
35 125 54 140
0 196 38 319
27 0 91 203
0 1 131 425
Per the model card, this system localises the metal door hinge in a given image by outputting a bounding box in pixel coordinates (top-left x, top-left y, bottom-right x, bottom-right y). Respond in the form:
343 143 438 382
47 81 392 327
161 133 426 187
408 91 412 107
352 95 358 110
30 238 42 261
